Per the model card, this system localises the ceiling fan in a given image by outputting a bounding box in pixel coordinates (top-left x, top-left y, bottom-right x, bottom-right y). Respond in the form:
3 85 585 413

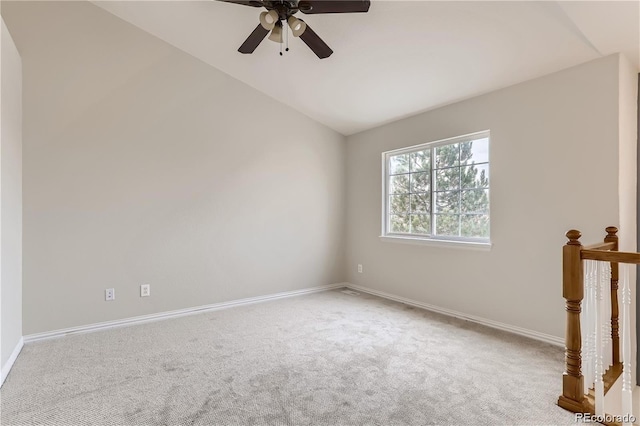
218 0 371 59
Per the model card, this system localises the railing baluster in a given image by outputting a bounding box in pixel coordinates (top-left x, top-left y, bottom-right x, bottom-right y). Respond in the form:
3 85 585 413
594 260 605 416
582 260 595 394
604 226 620 365
621 264 633 425
602 262 613 368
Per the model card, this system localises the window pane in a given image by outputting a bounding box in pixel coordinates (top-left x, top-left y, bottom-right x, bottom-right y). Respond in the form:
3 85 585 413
460 189 489 214
389 194 410 215
389 154 410 175
410 172 430 193
435 214 459 236
461 214 489 238
383 133 489 242
435 167 460 191
411 214 431 234
390 215 410 233
460 137 489 165
435 143 459 168
435 190 460 214
389 174 409 194
461 164 489 189
410 193 430 213
410 150 430 172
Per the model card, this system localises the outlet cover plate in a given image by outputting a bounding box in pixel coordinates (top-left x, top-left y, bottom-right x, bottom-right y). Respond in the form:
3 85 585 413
105 288 115 301
140 284 150 297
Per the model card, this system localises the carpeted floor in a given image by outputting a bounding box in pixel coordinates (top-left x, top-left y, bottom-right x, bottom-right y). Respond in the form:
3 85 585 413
1 289 577 425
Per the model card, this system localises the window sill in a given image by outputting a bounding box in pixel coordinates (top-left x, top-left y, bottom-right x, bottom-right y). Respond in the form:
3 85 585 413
379 235 492 251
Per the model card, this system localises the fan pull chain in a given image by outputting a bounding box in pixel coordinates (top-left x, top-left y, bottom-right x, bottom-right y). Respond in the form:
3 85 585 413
275 19 281 56
285 23 289 52
280 20 284 56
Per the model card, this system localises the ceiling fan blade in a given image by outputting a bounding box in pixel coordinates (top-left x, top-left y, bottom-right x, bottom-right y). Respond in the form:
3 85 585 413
298 0 370 14
217 0 263 7
238 24 270 54
299 23 333 59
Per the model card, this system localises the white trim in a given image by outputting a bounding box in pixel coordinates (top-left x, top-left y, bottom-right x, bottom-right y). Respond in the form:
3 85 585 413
381 130 491 242
379 235 492 250
384 130 491 156
1 337 24 387
22 281 563 348
24 283 347 343
346 283 564 347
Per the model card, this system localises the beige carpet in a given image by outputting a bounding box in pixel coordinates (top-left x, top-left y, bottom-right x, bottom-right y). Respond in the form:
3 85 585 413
1 289 576 425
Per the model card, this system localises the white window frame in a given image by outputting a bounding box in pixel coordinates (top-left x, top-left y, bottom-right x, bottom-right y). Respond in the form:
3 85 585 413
380 131 491 250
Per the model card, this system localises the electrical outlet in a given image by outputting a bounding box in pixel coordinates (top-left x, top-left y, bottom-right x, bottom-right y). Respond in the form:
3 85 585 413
140 284 151 297
357 264 363 273
105 288 115 301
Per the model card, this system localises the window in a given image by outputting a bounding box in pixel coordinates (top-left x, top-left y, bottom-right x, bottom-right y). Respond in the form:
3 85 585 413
382 131 490 245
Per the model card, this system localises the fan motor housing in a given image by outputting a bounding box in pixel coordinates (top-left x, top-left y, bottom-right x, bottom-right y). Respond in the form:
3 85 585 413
262 0 305 19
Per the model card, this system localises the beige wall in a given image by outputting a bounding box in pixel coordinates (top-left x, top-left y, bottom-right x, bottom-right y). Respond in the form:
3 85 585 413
1 17 23 368
346 55 623 339
3 2 346 335
618 55 638 252
618 54 638 384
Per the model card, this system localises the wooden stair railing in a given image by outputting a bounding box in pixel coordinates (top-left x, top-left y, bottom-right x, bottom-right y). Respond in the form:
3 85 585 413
558 227 637 425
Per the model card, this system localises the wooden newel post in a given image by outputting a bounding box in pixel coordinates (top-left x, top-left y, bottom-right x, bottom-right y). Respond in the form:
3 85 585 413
558 229 586 412
604 226 620 364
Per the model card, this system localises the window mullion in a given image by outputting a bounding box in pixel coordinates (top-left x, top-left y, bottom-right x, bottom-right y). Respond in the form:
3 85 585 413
385 155 391 234
408 173 413 234
430 147 435 236
458 143 462 237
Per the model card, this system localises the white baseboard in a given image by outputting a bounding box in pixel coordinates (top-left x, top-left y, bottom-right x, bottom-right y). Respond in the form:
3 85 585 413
24 283 347 344
22 281 562 348
346 283 564 347
1 337 24 387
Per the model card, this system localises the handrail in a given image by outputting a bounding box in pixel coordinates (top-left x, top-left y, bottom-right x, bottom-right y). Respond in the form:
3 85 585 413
584 241 617 251
582 250 640 264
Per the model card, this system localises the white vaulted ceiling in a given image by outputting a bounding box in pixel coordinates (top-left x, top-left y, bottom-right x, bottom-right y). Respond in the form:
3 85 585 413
93 0 639 135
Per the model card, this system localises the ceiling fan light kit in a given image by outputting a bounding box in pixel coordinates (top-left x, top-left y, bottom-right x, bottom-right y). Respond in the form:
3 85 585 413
259 10 278 30
219 0 371 59
267 21 283 43
287 16 306 37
